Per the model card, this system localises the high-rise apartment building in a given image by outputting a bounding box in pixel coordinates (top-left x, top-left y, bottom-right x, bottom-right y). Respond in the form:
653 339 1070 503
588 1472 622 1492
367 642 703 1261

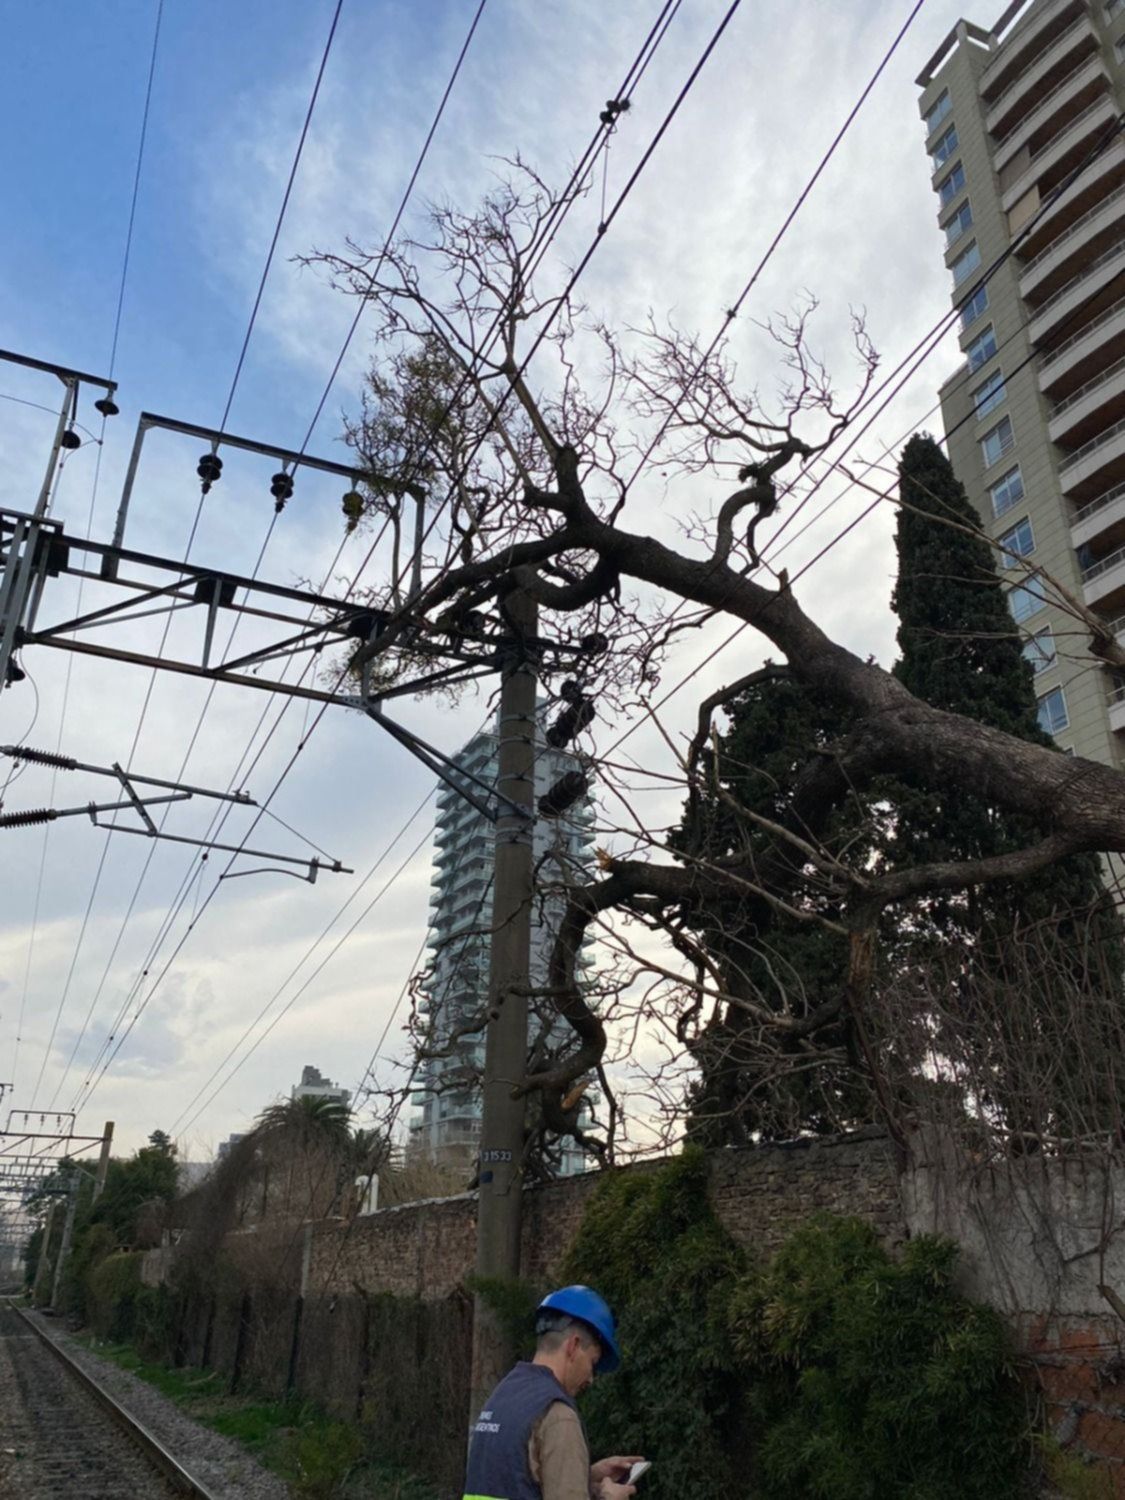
917 0 1125 763
409 715 595 1174
291 1063 350 1110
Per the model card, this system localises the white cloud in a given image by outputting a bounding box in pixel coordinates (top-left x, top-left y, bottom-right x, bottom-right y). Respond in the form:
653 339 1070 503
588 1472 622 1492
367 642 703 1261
2 0 980 1158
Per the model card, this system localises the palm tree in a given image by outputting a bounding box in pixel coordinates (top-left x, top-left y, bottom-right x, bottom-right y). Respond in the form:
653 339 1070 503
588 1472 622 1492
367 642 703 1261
251 1095 354 1221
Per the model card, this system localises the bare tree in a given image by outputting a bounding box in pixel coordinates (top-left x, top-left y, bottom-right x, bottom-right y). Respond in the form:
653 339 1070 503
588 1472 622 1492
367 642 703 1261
312 166 1125 1157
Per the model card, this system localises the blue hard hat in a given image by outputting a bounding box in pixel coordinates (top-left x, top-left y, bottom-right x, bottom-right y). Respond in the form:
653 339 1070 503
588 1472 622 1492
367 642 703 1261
536 1285 621 1374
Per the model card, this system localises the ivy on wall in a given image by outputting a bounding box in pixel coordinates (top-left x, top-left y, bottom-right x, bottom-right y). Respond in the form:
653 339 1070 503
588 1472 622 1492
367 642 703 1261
562 1152 1030 1500
564 1149 748 1500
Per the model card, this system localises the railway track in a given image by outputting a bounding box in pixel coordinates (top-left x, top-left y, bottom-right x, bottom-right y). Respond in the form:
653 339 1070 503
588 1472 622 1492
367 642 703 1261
0 1301 218 1499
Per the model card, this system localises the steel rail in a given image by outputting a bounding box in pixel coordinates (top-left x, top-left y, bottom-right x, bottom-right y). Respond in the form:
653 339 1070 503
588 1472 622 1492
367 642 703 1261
6 1300 220 1499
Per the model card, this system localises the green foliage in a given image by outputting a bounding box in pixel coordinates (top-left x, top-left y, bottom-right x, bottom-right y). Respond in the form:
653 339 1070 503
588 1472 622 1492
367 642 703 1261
893 435 1122 1133
91 1137 179 1246
673 671 876 1142
467 1274 539 1362
94 1334 439 1499
563 1149 747 1500
728 1215 1027 1499
83 1249 170 1350
282 1419 364 1498
61 1220 116 1322
1037 1435 1113 1500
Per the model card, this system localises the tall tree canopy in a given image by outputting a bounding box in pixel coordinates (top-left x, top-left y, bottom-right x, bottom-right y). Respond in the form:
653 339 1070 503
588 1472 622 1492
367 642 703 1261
313 168 1125 1157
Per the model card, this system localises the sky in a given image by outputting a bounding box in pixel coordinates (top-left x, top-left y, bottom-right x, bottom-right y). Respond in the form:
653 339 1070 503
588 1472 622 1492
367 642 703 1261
0 0 988 1166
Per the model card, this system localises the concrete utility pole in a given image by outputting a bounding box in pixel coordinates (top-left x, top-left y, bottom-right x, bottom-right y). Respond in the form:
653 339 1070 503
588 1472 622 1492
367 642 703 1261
470 590 538 1419
32 1200 57 1305
50 1172 79 1310
93 1121 114 1201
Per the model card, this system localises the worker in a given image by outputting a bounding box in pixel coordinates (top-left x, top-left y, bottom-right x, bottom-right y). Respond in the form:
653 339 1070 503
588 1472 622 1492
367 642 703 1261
463 1284 645 1500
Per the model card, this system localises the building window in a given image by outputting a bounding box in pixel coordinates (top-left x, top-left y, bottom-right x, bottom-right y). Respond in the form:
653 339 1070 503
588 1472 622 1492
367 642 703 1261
925 90 953 135
967 324 998 372
1037 686 1069 736
981 415 1015 467
938 161 966 206
944 199 973 246
1107 0 1124 18
973 369 1007 418
999 516 1034 567
931 124 959 170
952 240 982 287
960 282 989 329
1009 578 1046 622
1116 35 1125 63
990 465 1025 517
1023 627 1056 675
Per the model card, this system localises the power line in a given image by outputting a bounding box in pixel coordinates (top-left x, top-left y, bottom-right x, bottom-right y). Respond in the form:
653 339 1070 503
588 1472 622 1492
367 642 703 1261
66 2 700 1117
165 0 692 1139
108 0 164 379
28 4 358 1108
48 2 502 1110
14 6 164 1104
294 0 490 457
218 0 345 435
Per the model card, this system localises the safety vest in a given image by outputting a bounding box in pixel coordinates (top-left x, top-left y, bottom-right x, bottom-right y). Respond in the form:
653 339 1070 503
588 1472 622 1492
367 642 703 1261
463 1361 582 1500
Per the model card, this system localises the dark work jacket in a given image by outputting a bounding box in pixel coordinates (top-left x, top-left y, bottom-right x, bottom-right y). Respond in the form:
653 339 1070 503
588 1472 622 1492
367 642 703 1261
463 1361 581 1500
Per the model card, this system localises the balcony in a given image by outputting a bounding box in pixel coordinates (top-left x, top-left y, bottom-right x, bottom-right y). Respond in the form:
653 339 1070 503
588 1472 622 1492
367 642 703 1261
993 54 1111 173
1019 183 1125 303
1016 133 1125 261
984 12 1099 138
1070 479 1125 549
1050 353 1125 444
1083 539 1125 607
1062 416 1125 503
1108 680 1125 733
1028 241 1125 346
1000 96 1119 217
1040 298 1125 397
981 0 1086 98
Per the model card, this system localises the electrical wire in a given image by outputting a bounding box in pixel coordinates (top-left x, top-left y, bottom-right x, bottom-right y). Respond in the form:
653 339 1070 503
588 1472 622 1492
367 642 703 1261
30 2 356 1107
48 1 502 1110
65 2 702 1118
218 0 345 435
108 0 164 379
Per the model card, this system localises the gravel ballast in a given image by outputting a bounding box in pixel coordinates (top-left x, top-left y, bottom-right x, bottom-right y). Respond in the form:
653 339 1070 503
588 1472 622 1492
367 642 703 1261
25 1312 291 1500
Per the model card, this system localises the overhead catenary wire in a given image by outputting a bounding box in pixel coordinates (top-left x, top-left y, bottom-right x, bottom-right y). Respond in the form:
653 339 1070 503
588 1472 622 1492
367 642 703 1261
49 0 501 1111
152 4 702 1136
13 0 164 1104
30 2 358 1108
67 3 714 1117
601 111 1125 749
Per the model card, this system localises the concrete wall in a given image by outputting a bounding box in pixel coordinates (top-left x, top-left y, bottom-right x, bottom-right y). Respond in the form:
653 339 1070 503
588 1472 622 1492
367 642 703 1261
904 1129 1125 1485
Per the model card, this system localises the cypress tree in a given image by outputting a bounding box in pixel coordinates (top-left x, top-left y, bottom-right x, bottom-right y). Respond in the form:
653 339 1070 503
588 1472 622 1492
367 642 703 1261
892 434 1122 1138
674 675 878 1144
675 433 1122 1145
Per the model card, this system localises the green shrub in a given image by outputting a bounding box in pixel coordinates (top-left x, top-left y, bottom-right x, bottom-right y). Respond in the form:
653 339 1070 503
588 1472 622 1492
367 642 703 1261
86 1251 146 1341
1037 1435 1113 1500
728 1215 1027 1499
467 1275 539 1362
282 1418 364 1497
563 1149 747 1500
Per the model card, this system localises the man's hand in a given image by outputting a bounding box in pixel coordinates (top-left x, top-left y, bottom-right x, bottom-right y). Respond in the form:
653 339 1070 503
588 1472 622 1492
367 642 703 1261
592 1455 645 1497
597 1480 636 1500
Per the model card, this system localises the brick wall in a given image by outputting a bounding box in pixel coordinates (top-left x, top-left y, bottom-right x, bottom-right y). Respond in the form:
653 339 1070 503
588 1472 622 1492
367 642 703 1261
307 1127 905 1298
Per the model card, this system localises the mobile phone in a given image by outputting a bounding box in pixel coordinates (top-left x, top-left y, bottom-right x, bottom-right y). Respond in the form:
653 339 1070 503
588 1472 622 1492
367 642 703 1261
627 1461 652 1484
